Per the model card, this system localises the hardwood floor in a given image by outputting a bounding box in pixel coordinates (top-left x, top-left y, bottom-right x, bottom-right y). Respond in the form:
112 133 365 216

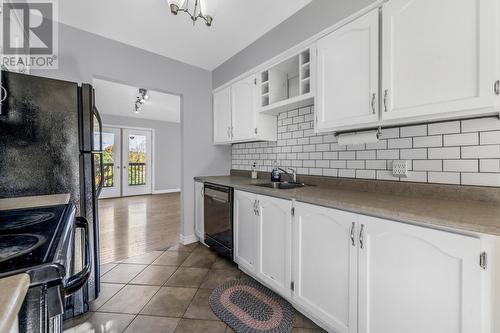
98 193 180 264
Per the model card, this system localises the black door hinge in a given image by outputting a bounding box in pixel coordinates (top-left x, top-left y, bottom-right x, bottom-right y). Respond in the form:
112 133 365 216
290 281 294 291
480 252 487 270
291 207 295 216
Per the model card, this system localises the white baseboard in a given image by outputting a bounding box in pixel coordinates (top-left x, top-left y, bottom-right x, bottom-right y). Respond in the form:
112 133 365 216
153 188 181 194
179 234 198 245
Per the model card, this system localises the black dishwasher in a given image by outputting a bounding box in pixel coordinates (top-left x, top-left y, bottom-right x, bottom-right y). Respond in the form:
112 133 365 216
204 183 233 259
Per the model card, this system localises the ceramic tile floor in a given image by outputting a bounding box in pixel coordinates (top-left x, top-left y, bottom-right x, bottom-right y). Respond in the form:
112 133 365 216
64 242 326 333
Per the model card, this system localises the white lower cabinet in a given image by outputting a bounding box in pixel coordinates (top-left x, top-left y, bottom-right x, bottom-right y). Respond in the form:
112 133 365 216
233 190 258 273
194 181 204 242
293 202 358 333
358 215 484 333
232 191 490 333
256 194 292 298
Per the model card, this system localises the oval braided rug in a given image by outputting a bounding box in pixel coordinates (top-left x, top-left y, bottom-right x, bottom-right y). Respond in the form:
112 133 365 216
209 278 295 333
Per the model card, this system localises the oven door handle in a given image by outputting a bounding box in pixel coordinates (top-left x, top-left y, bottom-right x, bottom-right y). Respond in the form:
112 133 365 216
64 216 92 296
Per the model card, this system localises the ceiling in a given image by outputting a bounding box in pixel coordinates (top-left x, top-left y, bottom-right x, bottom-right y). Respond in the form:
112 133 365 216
93 78 181 123
58 0 312 70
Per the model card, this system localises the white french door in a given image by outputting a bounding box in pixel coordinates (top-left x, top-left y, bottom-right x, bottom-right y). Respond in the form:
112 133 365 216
100 127 153 198
122 129 152 197
101 127 121 198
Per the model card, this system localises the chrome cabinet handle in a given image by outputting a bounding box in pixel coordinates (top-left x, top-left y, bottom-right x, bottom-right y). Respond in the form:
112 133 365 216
359 224 365 249
383 90 388 112
254 128 258 135
227 127 231 138
350 222 356 247
495 80 500 95
255 200 260 216
231 126 234 138
371 93 376 114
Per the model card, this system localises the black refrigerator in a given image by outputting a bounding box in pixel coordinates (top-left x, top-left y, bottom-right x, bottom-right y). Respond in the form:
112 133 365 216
0 70 102 318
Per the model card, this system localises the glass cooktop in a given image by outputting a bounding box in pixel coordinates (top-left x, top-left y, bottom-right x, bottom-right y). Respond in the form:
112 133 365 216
0 205 67 272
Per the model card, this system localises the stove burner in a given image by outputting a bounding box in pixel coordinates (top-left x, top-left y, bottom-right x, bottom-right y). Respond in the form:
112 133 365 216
0 234 44 262
0 211 56 231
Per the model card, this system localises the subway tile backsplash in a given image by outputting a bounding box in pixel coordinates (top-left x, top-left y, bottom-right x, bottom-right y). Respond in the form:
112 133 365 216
231 105 500 187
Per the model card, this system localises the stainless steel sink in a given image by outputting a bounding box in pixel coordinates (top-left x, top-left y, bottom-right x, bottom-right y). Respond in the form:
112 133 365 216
255 182 305 190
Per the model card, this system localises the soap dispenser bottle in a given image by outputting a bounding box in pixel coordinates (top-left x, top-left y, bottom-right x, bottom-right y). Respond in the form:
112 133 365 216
271 160 281 182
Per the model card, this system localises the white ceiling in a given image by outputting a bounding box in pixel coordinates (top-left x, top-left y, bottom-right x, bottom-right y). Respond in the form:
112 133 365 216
58 0 312 70
93 78 181 123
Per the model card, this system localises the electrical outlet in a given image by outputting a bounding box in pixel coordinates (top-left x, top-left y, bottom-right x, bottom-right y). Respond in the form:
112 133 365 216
392 160 410 178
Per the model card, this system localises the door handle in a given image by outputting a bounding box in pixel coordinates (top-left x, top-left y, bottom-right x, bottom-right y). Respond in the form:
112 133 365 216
371 93 376 115
64 217 92 295
350 222 356 246
383 89 388 112
359 224 365 249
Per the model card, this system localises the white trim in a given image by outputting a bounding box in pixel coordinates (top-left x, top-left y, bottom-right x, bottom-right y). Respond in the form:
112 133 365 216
213 0 387 94
153 188 181 194
179 234 198 245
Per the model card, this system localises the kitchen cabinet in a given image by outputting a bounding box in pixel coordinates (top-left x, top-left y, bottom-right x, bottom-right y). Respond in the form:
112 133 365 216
358 215 484 333
232 190 490 333
293 202 358 333
213 75 277 145
213 86 232 144
259 48 314 115
233 190 257 272
256 194 292 298
231 75 257 141
381 0 497 123
194 181 204 242
316 9 380 133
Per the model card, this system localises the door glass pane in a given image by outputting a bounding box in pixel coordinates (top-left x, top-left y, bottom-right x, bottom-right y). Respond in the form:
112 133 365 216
102 132 115 188
93 112 102 151
128 135 147 186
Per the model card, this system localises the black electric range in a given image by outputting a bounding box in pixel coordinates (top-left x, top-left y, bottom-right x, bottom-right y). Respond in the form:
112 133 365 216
0 204 92 333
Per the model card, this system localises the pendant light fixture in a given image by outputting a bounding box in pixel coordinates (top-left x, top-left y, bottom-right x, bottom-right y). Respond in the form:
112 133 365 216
167 0 218 27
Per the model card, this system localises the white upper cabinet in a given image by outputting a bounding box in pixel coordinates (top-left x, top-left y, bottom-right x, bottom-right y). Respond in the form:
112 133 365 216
381 0 497 123
213 75 277 145
316 9 380 132
231 75 258 141
213 86 232 144
256 195 292 298
358 215 484 333
233 190 257 273
293 202 358 333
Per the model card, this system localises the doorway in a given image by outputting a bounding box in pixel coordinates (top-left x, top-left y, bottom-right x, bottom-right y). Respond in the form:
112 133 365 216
101 126 153 198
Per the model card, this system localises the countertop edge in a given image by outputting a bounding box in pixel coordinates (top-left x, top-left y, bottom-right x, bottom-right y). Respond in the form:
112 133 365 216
0 273 30 333
194 176 500 237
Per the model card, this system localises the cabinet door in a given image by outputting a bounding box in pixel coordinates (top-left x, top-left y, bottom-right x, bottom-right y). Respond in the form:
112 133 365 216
382 0 496 122
213 86 232 144
233 190 257 273
316 9 379 132
293 202 358 333
194 182 204 241
231 75 257 141
256 195 292 298
358 215 483 333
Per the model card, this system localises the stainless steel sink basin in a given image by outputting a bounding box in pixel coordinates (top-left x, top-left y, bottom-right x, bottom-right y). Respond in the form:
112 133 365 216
255 182 305 190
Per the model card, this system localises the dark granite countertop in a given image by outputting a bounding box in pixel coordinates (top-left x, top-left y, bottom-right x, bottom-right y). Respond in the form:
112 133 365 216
195 175 500 236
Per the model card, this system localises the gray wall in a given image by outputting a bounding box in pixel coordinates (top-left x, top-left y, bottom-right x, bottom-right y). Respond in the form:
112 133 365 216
213 0 375 88
32 22 232 239
100 114 182 191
